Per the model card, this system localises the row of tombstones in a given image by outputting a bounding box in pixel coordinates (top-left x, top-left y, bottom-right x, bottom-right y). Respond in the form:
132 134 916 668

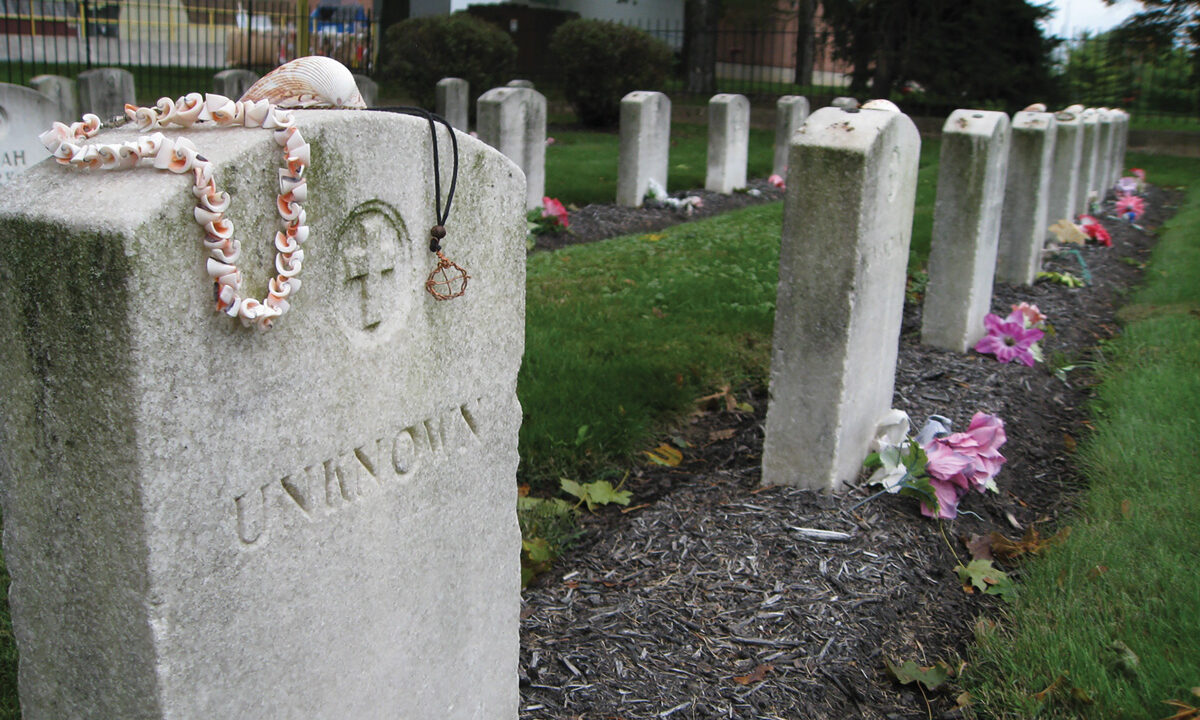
0 83 1128 715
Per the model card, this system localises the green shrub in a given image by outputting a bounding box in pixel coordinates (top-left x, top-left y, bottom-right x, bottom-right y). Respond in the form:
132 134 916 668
378 13 516 109
549 19 672 127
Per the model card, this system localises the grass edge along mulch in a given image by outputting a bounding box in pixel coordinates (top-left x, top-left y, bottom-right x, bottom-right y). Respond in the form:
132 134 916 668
962 176 1200 719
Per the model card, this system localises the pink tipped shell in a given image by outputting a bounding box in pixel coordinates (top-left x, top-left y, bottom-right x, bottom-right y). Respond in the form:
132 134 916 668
239 56 367 109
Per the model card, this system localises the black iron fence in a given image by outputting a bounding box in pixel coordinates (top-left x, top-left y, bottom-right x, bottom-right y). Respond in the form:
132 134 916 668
515 18 1197 123
1 0 373 102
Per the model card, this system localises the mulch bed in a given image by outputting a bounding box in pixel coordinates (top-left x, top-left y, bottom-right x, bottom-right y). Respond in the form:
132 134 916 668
519 180 1176 719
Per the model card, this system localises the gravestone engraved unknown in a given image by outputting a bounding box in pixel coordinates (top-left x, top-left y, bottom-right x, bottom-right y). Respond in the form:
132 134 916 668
921 109 1011 353
478 85 546 210
705 93 749 194
996 110 1056 285
761 105 920 490
0 110 524 719
437 77 470 132
0 83 59 185
617 91 671 207
29 74 78 121
213 69 260 99
773 95 809 178
77 67 136 120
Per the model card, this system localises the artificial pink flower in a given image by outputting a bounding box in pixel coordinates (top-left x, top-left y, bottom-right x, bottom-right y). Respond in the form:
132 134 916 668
1078 215 1112 247
545 137 556 146
1115 194 1145 222
1130 168 1145 181
768 174 786 190
1115 176 1138 195
974 312 1045 366
541 196 569 228
919 413 1008 518
1009 302 1046 328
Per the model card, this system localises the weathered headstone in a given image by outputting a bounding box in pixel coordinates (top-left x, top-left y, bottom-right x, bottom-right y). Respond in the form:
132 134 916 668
77 67 136 121
478 86 546 210
705 93 750 194
0 110 524 719
921 109 1011 352
1094 108 1115 200
29 74 78 121
996 110 1057 285
1045 110 1082 231
506 79 534 89
437 77 470 133
1111 109 1130 185
761 105 920 490
831 96 859 110
1074 108 1100 216
617 91 671 207
213 69 260 100
353 74 379 107
773 95 809 178
0 83 59 185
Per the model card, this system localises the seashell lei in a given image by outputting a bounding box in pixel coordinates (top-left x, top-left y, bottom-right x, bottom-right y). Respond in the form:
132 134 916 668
37 93 311 330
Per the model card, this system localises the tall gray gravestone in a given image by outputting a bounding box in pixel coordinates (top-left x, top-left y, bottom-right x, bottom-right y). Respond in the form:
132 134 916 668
705 93 749 194
478 86 546 210
0 83 59 184
77 67 136 121
1095 109 1115 200
617 90 671 207
214 69 260 100
1046 110 1082 229
353 74 379 107
1074 108 1100 216
773 95 809 178
761 105 920 490
437 77 470 132
996 110 1056 285
921 109 1011 353
29 74 78 121
0 110 524 719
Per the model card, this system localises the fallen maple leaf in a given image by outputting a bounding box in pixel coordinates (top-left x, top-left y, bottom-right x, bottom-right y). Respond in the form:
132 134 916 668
988 526 1071 563
732 663 773 685
884 658 953 690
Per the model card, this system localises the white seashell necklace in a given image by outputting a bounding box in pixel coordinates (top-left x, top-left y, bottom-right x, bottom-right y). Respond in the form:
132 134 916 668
38 93 311 330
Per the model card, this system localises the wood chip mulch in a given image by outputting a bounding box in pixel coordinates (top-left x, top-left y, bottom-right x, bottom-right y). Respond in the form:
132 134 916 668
519 182 1176 719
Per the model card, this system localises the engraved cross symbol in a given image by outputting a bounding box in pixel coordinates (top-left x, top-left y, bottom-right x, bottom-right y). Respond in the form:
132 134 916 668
343 219 397 330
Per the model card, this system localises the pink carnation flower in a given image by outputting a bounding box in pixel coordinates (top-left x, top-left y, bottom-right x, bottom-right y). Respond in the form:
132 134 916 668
768 174 786 190
1115 194 1145 222
919 413 1007 518
974 312 1045 366
541 196 569 228
1078 215 1112 247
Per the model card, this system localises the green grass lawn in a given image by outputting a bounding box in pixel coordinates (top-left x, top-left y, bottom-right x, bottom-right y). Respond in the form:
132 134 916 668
962 154 1200 719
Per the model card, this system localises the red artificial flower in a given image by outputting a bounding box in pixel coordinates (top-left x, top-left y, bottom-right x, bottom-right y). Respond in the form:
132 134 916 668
1078 215 1112 247
541 196 569 228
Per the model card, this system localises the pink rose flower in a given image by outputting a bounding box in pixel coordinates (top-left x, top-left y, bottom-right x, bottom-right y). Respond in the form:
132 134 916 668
1009 302 1045 328
768 174 786 190
541 196 569 228
919 413 1007 518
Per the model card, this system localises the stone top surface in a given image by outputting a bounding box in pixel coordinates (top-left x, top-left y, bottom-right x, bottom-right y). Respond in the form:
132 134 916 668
942 108 1009 138
795 105 914 153
1012 110 1056 132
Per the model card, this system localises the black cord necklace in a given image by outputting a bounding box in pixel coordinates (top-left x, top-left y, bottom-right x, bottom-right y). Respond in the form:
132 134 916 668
370 106 468 300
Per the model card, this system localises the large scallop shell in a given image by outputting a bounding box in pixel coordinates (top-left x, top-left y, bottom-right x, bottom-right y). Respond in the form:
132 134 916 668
239 56 366 109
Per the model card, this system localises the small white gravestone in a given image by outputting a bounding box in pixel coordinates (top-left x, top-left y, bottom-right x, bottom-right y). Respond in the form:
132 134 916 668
1110 109 1130 186
1094 108 1116 200
213 68 260 99
761 105 920 490
1046 110 1083 233
29 74 78 121
437 77 470 132
1074 108 1100 216
921 109 1011 353
506 79 534 89
0 83 59 184
831 96 859 110
477 85 546 210
354 74 379 107
617 91 671 207
996 110 1057 285
773 95 809 178
0 110 524 719
705 93 749 194
77 67 136 121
